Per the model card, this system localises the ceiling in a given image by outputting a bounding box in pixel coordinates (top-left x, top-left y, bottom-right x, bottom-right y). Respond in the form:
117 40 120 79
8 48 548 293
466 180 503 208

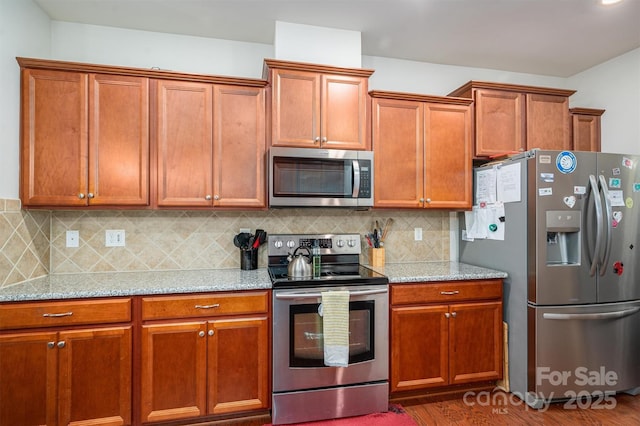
34 0 640 77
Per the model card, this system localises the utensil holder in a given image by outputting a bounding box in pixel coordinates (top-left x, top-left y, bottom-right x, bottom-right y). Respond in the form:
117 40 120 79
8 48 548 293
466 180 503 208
240 248 258 270
370 248 385 267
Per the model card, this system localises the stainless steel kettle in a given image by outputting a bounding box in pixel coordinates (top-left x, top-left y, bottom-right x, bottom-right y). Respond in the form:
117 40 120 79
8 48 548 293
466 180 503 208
287 246 312 279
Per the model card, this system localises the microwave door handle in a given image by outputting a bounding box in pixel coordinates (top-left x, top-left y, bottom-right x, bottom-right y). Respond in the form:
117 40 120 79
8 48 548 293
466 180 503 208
352 160 360 198
598 175 613 276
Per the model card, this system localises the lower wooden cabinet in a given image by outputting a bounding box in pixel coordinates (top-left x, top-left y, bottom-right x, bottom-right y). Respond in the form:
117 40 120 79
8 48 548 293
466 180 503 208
140 292 270 423
390 280 503 393
0 299 132 426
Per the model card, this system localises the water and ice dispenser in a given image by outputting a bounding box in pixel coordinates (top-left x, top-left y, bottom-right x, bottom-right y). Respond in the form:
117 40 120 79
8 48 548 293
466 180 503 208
546 210 581 265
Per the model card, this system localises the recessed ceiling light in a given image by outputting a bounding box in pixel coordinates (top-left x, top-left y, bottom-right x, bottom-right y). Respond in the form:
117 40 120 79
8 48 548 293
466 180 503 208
601 0 622 5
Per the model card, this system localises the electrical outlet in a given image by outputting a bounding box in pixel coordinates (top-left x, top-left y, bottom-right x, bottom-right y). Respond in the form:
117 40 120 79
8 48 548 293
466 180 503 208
66 230 79 248
239 228 251 234
414 227 423 241
105 230 126 247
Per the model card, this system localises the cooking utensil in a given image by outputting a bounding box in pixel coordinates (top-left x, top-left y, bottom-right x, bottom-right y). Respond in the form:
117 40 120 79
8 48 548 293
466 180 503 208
253 229 265 249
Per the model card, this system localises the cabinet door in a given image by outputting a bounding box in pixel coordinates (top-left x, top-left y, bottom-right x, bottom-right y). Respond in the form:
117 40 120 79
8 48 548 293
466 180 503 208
213 85 266 208
526 93 571 151
89 74 149 206
58 326 132 426
207 317 269 414
156 80 213 207
572 113 601 152
474 89 525 157
322 74 369 150
270 69 320 148
449 301 502 385
0 331 58 426
424 103 472 209
390 305 448 392
372 98 424 208
141 322 207 423
21 68 88 206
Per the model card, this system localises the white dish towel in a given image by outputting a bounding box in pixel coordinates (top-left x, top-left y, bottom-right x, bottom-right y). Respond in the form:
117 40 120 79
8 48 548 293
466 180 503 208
321 290 350 367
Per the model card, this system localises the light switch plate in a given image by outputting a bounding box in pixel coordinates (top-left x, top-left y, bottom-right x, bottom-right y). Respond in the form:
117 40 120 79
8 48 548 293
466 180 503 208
105 230 125 247
414 227 423 241
66 230 79 248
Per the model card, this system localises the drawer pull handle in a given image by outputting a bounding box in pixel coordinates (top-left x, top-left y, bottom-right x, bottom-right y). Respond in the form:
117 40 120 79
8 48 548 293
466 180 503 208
440 291 459 295
195 304 220 310
43 312 73 318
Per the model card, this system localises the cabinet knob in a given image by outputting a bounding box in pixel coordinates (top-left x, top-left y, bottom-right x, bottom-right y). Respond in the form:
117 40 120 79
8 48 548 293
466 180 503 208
445 312 450 318
199 331 205 337
208 329 214 336
321 137 327 143
426 198 431 203
314 137 320 143
451 312 457 318
87 193 94 199
78 193 85 199
47 342 55 349
57 341 66 348
419 198 425 203
205 195 212 200
214 195 220 200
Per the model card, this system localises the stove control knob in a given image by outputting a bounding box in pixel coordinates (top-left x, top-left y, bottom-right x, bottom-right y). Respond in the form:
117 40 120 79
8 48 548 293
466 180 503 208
274 240 283 249
347 239 356 247
286 240 296 249
336 239 345 248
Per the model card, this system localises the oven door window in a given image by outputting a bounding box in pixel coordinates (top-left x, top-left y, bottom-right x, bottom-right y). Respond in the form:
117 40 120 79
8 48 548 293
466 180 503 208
272 157 352 198
289 300 374 367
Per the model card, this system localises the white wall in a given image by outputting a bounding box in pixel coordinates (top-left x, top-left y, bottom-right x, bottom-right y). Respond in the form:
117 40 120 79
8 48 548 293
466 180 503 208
51 21 273 79
1 5 638 200
363 55 568 95
568 48 640 155
0 0 51 199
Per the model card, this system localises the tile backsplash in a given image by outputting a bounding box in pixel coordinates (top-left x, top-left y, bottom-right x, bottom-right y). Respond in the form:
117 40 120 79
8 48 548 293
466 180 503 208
0 199 50 288
0 199 451 286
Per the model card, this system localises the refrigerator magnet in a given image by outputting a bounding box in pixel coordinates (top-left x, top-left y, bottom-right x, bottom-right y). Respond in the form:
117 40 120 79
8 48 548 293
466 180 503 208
626 197 634 209
622 157 634 169
563 196 576 208
633 183 640 192
539 188 553 196
612 167 621 176
574 186 587 195
609 178 621 189
612 211 623 225
556 151 577 174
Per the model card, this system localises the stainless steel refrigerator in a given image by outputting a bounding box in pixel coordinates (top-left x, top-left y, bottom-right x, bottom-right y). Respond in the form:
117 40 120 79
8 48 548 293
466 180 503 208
459 150 640 408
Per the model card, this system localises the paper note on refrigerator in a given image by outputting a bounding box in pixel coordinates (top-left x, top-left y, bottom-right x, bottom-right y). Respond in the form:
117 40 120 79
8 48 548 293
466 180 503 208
476 168 497 204
497 163 521 203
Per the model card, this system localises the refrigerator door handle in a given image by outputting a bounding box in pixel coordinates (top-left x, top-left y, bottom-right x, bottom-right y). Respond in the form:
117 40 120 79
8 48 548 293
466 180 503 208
598 175 613 276
588 175 603 277
543 307 640 321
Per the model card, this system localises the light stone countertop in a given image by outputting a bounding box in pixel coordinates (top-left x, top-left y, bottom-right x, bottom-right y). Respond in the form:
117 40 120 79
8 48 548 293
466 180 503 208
0 262 507 302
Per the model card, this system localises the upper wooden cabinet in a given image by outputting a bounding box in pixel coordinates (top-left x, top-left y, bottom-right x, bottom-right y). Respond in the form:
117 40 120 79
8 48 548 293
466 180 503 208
570 107 605 152
448 81 575 158
18 57 267 210
20 63 149 207
263 59 374 150
370 91 473 209
155 80 266 208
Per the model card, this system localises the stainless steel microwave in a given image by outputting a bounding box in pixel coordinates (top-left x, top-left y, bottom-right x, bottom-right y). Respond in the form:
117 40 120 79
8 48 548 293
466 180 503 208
268 147 374 208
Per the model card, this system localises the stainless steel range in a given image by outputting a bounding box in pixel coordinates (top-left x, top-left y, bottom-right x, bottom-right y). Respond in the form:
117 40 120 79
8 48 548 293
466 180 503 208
268 233 389 425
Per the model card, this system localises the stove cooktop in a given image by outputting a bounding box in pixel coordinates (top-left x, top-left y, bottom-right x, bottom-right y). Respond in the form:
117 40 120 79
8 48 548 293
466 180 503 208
268 263 388 288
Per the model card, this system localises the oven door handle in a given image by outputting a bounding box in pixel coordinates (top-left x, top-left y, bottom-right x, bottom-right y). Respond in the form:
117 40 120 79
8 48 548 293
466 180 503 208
274 288 387 300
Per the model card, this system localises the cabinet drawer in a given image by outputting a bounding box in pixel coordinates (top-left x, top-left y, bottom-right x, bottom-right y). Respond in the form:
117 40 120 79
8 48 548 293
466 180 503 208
391 280 502 305
0 298 131 330
142 291 269 320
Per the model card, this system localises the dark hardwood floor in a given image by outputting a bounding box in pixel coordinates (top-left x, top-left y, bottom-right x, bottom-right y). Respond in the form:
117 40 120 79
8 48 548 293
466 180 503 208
201 391 640 425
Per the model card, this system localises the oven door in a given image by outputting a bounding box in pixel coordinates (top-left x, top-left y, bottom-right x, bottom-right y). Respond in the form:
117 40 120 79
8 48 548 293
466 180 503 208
272 285 388 392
